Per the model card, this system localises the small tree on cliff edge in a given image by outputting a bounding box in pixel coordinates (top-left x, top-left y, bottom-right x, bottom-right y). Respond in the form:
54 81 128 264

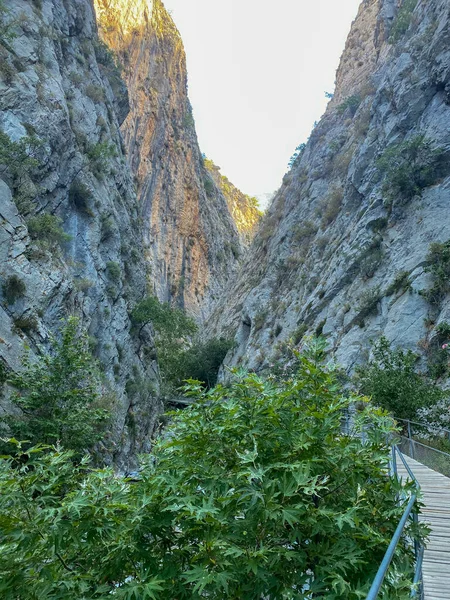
0 317 110 456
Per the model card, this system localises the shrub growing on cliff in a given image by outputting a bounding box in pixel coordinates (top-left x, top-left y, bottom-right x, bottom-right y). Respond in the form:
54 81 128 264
355 337 445 420
389 0 418 42
377 135 445 206
27 213 71 248
1 317 111 456
420 240 450 305
0 341 423 599
0 131 41 212
1 274 26 304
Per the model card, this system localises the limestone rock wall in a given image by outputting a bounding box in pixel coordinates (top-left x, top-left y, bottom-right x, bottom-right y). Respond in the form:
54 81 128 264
204 159 263 246
212 0 450 376
0 0 161 469
94 0 245 320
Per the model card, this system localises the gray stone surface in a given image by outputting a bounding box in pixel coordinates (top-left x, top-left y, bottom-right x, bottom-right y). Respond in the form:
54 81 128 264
210 0 450 379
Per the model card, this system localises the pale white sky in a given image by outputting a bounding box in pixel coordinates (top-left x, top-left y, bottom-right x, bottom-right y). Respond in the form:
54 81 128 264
163 0 362 205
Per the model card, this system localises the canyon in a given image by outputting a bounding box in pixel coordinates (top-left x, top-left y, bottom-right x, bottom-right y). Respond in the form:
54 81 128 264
1 0 450 466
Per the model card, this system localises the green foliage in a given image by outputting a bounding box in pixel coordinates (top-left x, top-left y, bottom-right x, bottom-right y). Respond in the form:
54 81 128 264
356 286 382 323
0 132 41 212
176 337 234 389
1 274 26 304
385 270 411 296
424 321 450 380
389 0 418 42
1 317 111 456
203 174 215 197
377 136 444 206
85 83 105 103
355 337 445 419
320 186 343 226
26 213 71 248
287 142 306 170
86 142 116 178
131 296 197 390
106 261 121 283
0 0 16 42
0 342 423 598
292 220 318 245
337 95 361 116
69 179 92 213
12 314 38 334
421 240 450 305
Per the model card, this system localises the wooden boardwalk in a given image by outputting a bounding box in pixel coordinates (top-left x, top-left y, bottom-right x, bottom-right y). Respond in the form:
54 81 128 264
397 456 450 600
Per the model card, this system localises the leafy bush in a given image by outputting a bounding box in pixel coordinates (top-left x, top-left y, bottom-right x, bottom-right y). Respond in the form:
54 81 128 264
377 135 445 205
389 0 418 42
355 337 445 419
385 270 411 296
356 286 382 323
131 296 198 391
27 213 71 248
0 132 41 212
86 142 116 178
420 240 450 305
85 83 105 102
1 317 110 456
1 274 26 304
0 342 423 599
287 142 306 170
337 95 361 116
12 313 38 334
203 174 215 197
69 179 92 213
106 260 121 283
320 186 343 226
177 337 234 389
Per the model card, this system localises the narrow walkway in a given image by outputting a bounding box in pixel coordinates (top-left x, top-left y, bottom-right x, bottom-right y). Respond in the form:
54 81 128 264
397 456 450 600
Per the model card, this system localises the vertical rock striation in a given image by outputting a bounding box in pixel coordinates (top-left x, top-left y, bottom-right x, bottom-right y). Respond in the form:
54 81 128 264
94 0 256 320
211 0 450 376
0 0 161 469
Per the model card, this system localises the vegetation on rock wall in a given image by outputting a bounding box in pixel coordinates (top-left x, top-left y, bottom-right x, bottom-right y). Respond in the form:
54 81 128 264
131 296 232 392
377 136 445 208
0 318 111 458
355 337 447 420
0 340 423 599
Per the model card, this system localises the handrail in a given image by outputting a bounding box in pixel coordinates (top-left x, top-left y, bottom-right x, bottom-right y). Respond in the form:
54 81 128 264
365 445 424 600
365 494 418 600
400 435 450 459
396 417 450 437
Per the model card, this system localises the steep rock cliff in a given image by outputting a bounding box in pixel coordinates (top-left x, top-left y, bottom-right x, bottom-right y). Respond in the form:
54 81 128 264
0 0 161 469
94 0 251 319
204 158 262 246
212 0 450 375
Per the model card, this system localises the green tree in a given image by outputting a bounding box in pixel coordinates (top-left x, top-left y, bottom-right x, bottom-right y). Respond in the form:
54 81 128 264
131 295 198 392
0 340 424 599
1 317 110 456
355 337 445 419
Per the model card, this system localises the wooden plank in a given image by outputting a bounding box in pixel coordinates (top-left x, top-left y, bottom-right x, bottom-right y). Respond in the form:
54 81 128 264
397 455 450 600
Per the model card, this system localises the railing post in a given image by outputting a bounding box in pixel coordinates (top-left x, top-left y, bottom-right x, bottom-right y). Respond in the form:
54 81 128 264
392 445 398 478
407 420 415 459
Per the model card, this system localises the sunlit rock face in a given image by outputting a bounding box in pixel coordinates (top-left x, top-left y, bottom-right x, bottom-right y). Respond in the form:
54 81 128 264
0 0 161 470
204 159 263 246
94 0 247 320
211 0 450 375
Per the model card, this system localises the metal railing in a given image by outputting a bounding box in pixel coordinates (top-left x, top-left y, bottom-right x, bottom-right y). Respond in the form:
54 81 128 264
396 418 450 477
365 445 424 600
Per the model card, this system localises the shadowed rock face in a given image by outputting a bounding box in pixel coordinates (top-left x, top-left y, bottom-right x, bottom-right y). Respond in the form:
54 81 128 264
211 0 450 375
94 0 260 320
0 0 161 470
